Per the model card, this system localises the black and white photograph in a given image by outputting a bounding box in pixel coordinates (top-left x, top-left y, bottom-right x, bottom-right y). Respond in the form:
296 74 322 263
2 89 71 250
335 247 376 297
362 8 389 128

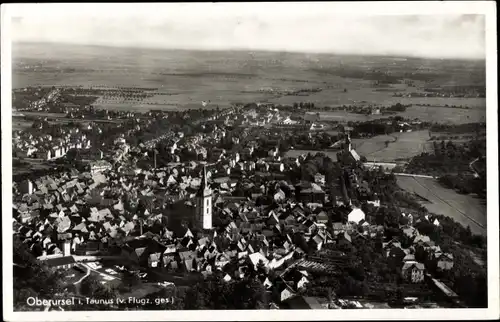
1 2 498 321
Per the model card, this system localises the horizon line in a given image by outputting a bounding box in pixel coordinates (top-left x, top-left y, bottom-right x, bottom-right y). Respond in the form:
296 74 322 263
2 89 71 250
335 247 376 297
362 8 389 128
13 40 486 62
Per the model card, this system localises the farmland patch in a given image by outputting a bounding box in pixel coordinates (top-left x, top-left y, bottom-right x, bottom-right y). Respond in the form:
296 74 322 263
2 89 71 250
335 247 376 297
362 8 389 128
353 130 433 162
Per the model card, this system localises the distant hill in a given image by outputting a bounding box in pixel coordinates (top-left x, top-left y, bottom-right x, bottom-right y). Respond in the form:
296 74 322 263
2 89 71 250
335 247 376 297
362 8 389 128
13 41 485 87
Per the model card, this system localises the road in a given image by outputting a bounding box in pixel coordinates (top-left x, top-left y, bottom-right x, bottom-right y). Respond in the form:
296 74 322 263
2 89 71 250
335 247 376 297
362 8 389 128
73 264 90 285
80 262 122 281
469 157 481 178
392 173 436 179
367 166 437 179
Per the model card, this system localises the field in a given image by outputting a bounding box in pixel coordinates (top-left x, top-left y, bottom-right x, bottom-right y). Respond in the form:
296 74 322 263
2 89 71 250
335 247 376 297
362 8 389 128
16 111 66 118
316 104 485 124
399 105 485 123
12 42 486 119
353 130 434 162
396 175 486 236
12 119 33 131
12 111 124 126
271 83 485 111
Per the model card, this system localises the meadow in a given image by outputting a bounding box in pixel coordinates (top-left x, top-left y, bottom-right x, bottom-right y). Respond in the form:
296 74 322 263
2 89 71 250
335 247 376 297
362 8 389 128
11 111 124 135
396 175 486 236
315 104 485 124
270 83 485 109
12 119 32 131
353 130 434 162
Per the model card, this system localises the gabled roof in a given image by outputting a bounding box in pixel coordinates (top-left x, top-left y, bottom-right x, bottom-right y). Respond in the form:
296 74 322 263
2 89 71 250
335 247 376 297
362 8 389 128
249 252 269 267
73 222 88 233
312 234 323 244
402 261 425 272
403 254 415 261
437 253 454 261
198 237 209 246
343 231 352 243
179 250 194 261
56 216 71 233
149 252 161 262
134 247 147 259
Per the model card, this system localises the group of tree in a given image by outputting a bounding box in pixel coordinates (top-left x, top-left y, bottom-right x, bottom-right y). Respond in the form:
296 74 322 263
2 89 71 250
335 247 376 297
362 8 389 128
58 94 99 107
13 235 66 311
295 152 341 184
181 275 269 310
406 139 486 183
385 103 409 112
292 102 316 109
438 174 486 197
429 122 486 135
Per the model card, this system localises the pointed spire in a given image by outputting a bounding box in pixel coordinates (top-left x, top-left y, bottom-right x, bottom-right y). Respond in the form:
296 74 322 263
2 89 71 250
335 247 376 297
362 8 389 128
202 165 207 188
345 131 352 152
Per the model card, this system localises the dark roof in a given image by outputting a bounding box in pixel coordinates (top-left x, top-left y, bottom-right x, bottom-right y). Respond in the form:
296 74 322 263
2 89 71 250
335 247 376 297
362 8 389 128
283 295 324 309
44 256 76 267
126 238 166 254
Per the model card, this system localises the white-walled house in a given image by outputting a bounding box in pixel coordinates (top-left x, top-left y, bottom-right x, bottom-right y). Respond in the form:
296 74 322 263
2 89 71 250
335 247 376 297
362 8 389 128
347 208 366 224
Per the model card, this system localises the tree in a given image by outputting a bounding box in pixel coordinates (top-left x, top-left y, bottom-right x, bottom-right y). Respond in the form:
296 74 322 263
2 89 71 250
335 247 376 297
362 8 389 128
80 276 102 297
184 282 210 309
121 270 141 290
94 283 118 300
247 277 269 309
293 232 310 253
232 277 268 309
414 245 428 263
256 260 267 275
183 275 269 310
13 237 65 306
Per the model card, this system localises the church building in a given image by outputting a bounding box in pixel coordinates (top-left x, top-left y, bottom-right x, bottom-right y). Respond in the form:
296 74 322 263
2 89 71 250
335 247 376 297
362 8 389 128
196 166 213 230
337 131 361 164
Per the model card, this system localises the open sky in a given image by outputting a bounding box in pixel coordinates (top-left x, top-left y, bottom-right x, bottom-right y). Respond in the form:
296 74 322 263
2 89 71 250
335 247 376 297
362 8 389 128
7 3 486 59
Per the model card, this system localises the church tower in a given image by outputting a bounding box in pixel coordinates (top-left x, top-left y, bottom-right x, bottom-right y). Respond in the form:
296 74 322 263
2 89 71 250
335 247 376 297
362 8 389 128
196 166 213 229
345 131 352 152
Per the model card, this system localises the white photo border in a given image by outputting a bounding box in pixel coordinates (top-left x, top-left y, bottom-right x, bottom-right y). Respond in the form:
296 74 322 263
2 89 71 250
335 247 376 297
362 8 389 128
2 1 498 321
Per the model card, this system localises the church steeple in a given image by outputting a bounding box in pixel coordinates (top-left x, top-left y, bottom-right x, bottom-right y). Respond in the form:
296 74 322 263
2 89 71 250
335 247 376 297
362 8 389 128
202 165 208 188
196 165 212 229
197 165 210 197
345 132 352 152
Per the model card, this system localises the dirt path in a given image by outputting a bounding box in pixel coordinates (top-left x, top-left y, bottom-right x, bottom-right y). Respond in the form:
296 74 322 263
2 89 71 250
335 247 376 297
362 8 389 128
80 263 121 281
73 265 90 285
363 133 399 157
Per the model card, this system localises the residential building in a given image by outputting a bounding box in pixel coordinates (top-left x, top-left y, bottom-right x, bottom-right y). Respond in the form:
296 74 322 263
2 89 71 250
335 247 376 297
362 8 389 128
402 261 425 283
89 160 113 174
43 256 77 270
436 253 454 271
